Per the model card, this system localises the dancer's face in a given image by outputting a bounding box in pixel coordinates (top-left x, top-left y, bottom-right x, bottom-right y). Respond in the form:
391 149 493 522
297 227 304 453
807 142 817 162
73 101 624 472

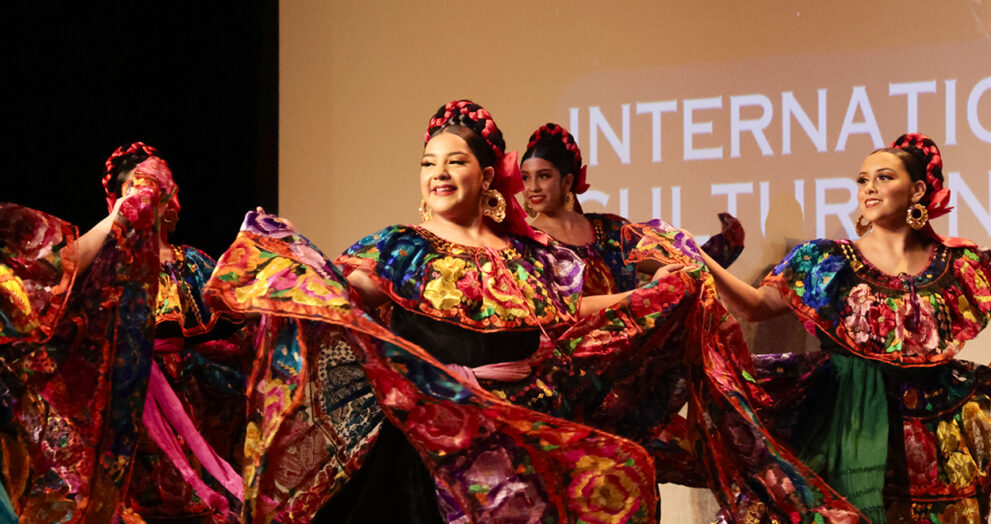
520 157 572 215
856 151 926 227
420 132 493 222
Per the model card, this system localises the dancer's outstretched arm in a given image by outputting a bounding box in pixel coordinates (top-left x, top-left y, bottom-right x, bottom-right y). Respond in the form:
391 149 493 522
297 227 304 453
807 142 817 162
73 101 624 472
73 196 130 272
346 268 390 309
698 248 788 322
578 262 685 318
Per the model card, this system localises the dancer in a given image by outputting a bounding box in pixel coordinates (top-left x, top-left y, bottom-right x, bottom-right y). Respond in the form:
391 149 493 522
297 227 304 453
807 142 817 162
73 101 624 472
103 143 248 522
0 146 247 523
698 133 991 521
205 99 732 523
520 122 744 295
0 156 170 522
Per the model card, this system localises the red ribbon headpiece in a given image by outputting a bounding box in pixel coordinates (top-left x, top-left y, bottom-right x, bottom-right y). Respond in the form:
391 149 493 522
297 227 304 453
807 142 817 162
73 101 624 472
889 133 952 242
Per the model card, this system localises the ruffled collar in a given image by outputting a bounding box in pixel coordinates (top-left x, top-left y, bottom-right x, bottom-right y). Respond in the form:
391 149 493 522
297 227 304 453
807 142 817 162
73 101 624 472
338 225 584 332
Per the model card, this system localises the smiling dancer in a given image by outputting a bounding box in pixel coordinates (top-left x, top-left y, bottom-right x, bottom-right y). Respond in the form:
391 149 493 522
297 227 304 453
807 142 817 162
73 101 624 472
206 99 694 523
696 133 991 522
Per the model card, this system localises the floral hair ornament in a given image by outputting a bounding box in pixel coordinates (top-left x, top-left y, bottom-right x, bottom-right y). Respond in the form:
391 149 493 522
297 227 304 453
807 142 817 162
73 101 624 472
524 123 590 213
888 133 957 244
102 142 180 216
426 100 547 244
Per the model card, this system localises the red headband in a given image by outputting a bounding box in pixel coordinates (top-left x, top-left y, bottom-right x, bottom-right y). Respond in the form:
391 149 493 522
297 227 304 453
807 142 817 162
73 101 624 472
524 123 590 196
425 100 545 244
103 142 180 215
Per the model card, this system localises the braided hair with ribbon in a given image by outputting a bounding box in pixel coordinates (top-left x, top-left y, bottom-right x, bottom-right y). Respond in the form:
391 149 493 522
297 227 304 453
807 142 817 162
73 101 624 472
425 100 545 244
880 133 952 243
103 142 180 221
520 123 590 214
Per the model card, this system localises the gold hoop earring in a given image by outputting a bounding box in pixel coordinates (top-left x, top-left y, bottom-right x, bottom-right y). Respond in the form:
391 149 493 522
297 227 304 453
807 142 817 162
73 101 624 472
522 201 537 219
855 215 872 237
162 210 179 233
563 191 575 212
906 203 928 230
482 189 506 223
418 199 432 222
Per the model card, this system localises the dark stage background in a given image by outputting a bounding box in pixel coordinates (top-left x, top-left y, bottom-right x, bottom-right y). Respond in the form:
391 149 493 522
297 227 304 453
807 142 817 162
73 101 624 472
4 3 278 258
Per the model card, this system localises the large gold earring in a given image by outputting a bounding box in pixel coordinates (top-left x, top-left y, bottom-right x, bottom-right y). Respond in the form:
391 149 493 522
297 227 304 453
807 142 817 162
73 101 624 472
906 203 928 230
162 210 179 233
418 199 432 222
522 201 537 218
855 215 872 236
563 191 575 212
482 189 506 223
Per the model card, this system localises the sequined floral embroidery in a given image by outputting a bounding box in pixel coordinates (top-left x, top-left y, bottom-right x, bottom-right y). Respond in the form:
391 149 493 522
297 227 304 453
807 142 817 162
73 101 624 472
338 225 583 331
765 239 990 365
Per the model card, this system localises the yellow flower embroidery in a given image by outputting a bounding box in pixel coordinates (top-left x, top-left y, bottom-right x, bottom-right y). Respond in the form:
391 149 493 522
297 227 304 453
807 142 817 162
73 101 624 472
938 420 963 457
938 419 980 489
233 257 291 303
957 295 978 324
938 498 981 524
285 275 351 309
423 257 467 310
481 275 529 320
0 265 31 316
569 454 641 521
157 273 183 316
946 451 979 489
962 401 991 470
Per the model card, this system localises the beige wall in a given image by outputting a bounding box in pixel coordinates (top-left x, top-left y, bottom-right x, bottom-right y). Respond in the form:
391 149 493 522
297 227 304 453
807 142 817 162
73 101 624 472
281 1 991 521
281 0 991 354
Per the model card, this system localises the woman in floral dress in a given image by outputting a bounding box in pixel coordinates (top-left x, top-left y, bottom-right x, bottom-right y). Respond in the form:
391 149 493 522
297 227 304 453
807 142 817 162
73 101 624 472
204 99 737 523
103 143 248 522
697 133 991 522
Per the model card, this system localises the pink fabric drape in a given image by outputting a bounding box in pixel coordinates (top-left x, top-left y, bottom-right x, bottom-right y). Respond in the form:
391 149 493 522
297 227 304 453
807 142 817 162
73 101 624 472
445 360 532 388
142 340 243 515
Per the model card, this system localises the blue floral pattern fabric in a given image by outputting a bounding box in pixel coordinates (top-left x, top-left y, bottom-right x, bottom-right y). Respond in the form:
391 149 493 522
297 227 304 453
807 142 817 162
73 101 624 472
558 213 638 295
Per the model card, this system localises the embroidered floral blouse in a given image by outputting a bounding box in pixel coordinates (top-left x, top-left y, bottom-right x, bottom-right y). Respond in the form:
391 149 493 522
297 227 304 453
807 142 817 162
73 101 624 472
557 213 637 296
763 239 991 366
337 225 584 333
156 245 223 336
